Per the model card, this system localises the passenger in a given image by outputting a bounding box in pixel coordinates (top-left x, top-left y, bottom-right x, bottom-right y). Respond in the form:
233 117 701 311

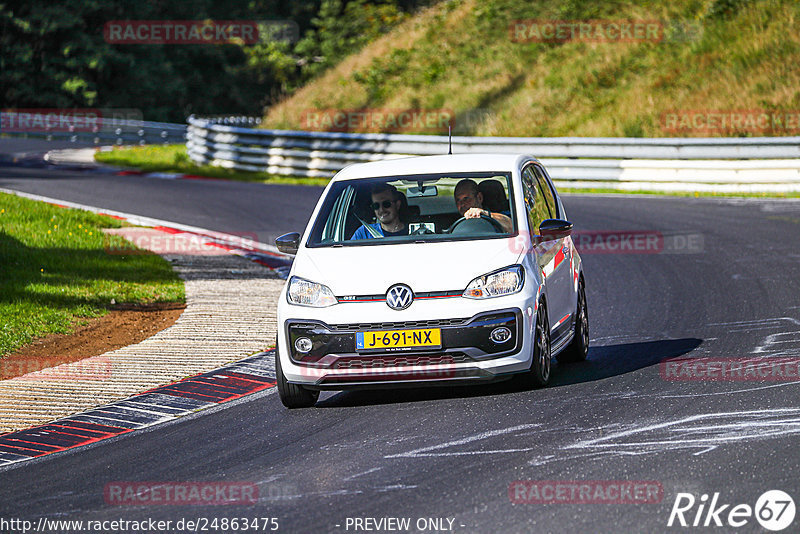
351 183 409 240
453 179 512 232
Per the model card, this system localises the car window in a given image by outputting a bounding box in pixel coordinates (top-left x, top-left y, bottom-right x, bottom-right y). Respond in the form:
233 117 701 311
306 172 516 247
533 165 557 219
521 166 550 234
320 184 354 242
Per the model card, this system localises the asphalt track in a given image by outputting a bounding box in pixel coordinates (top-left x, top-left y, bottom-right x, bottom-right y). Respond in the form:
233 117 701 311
2 139 800 533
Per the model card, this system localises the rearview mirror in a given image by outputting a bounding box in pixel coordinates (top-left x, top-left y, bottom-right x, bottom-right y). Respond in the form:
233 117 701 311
275 232 300 254
538 219 573 241
406 185 438 198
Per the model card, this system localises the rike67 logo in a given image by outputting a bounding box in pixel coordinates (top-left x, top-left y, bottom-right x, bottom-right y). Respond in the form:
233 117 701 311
668 490 795 531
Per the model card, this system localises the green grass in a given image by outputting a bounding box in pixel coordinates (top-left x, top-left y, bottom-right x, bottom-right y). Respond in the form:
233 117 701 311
93 4 800 193
94 145 331 186
0 193 185 356
263 0 800 137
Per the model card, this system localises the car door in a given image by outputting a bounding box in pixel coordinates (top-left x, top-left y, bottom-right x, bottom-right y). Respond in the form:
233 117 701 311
522 164 573 341
521 165 556 329
533 164 575 342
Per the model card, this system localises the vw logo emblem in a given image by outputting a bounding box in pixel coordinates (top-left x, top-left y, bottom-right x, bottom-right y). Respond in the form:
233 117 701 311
386 284 413 310
490 326 512 344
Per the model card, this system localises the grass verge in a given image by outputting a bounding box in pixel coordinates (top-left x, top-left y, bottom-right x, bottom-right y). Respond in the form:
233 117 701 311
263 0 800 138
0 192 185 356
94 145 332 186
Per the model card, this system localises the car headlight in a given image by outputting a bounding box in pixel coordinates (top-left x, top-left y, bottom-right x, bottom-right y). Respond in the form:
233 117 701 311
287 276 338 307
463 265 524 299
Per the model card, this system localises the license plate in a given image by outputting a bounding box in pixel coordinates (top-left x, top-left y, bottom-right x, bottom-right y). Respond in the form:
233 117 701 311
355 328 441 351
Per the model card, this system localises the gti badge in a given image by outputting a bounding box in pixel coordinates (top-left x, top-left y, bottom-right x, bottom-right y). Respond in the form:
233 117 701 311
386 284 413 310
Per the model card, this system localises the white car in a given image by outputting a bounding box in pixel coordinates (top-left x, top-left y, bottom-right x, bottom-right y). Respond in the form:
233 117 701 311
274 154 588 408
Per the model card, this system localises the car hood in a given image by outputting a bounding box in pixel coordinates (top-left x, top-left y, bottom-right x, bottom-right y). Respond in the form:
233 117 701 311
293 238 524 295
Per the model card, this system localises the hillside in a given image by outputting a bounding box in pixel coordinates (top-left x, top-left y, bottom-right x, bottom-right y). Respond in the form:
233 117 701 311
262 0 800 137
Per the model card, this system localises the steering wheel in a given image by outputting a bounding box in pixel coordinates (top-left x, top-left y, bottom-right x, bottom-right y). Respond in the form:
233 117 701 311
445 214 505 234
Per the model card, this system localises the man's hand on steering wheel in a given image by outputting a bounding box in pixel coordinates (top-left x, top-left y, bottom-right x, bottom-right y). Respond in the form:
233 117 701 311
445 211 505 233
463 207 512 233
463 207 489 219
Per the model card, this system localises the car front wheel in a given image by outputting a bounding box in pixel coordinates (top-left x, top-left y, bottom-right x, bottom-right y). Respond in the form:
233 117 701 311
275 339 319 409
517 302 551 387
557 279 589 364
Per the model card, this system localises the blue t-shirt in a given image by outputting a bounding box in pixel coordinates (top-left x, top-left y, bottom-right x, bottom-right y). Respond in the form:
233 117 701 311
351 223 407 240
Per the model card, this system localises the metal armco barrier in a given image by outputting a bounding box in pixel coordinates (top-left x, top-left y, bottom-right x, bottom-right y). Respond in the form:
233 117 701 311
185 116 800 192
1 117 187 145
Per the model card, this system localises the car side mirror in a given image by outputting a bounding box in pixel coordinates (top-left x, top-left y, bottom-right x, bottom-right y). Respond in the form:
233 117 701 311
538 219 573 241
275 232 301 254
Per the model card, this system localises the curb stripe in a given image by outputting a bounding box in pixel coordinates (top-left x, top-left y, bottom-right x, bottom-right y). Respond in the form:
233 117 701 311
0 446 43 456
0 189 283 468
3 440 68 451
51 421 128 433
0 352 276 469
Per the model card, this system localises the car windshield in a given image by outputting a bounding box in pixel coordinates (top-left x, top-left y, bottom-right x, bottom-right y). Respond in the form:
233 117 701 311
306 172 517 247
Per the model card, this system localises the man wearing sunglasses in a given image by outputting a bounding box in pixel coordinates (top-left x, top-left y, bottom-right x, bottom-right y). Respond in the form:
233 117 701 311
350 183 409 240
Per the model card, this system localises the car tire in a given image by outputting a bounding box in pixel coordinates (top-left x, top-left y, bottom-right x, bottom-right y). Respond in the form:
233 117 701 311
275 339 319 409
517 301 551 387
557 279 589 364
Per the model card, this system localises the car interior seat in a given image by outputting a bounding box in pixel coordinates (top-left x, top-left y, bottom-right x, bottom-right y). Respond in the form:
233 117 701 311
478 179 508 213
344 186 374 238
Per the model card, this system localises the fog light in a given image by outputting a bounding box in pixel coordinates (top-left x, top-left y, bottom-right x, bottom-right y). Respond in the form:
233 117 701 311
490 327 511 344
295 337 313 353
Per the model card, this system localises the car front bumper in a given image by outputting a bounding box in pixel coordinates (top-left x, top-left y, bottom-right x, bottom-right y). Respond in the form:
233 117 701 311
276 290 539 389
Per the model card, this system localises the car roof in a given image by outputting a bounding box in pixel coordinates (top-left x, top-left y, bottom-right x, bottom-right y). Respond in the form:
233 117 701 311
332 153 539 181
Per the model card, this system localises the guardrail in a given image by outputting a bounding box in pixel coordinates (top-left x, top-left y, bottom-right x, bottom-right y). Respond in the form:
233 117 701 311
183 116 798 192
1 116 187 145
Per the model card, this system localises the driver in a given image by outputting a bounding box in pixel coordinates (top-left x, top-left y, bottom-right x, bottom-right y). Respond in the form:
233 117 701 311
351 183 409 240
453 179 512 232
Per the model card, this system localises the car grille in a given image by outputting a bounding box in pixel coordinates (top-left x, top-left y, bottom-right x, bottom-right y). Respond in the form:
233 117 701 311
333 352 472 369
328 318 469 332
